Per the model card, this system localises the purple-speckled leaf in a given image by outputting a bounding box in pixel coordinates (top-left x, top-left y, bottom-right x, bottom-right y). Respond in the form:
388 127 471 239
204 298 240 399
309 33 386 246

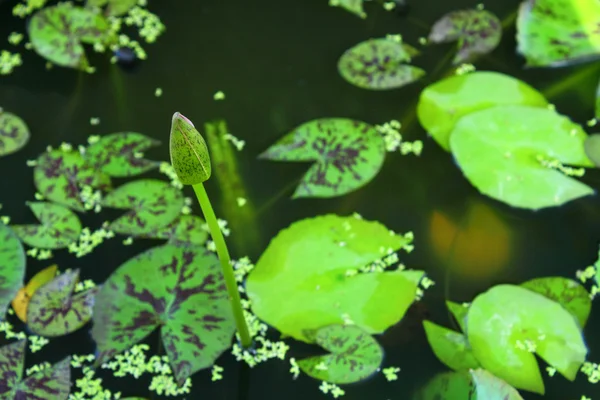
12 202 82 250
84 132 161 178
259 118 385 198
87 0 138 16
27 269 97 337
338 37 425 90
0 223 26 319
298 324 383 384
101 179 184 236
33 148 111 212
0 340 71 399
91 244 235 385
428 9 502 65
0 110 30 158
135 215 209 247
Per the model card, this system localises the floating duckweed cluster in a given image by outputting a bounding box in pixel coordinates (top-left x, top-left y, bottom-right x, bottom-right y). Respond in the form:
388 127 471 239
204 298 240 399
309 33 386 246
455 63 476 75
537 154 586 177
376 120 423 155
382 366 401 381
0 50 22 75
224 132 246 151
318 381 345 398
580 361 600 383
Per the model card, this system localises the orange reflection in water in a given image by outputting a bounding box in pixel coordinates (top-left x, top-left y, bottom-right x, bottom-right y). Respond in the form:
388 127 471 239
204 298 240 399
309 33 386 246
429 201 512 280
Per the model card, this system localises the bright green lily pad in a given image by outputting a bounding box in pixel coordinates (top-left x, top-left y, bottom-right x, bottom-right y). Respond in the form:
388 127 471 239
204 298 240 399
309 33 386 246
246 214 423 342
417 71 548 151
446 301 468 332
583 134 600 167
0 223 26 318
423 320 480 371
470 369 524 400
91 244 235 385
12 202 82 249
520 276 591 328
0 340 70 399
0 110 30 157
337 38 425 90
101 179 184 236
135 215 208 247
27 269 97 337
428 9 502 65
516 0 600 67
87 0 138 16
29 3 110 69
330 0 366 19
84 132 161 177
466 284 587 394
450 105 595 210
259 118 385 198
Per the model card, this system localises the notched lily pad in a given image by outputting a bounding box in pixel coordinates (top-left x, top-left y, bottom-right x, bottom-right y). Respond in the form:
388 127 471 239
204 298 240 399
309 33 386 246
12 264 58 323
29 3 110 69
298 324 383 384
259 118 385 198
101 179 185 235
428 9 502 64
338 37 425 90
87 0 138 16
423 320 480 371
0 223 26 318
27 269 97 337
12 202 82 249
135 215 208 246
91 244 235 385
0 339 71 399
0 110 30 157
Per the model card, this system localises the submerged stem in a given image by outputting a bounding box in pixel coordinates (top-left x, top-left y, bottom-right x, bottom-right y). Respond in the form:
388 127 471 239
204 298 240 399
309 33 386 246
192 182 252 348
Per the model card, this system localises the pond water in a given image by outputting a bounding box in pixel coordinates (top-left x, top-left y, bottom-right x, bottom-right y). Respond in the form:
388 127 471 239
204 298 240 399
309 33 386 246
1 0 600 399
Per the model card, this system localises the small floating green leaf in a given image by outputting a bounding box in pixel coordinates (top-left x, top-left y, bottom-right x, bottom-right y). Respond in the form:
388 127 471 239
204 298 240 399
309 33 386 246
135 215 208 247
583 134 600 167
298 324 383 384
428 9 502 64
12 202 82 249
101 179 184 236
0 223 26 318
87 0 138 16
330 0 366 19
450 105 594 210
423 320 480 371
0 110 30 157
470 369 525 400
169 112 212 185
338 37 425 90
259 118 385 198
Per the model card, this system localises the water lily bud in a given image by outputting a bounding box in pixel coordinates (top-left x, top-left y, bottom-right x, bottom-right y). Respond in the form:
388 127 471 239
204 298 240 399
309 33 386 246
169 112 212 184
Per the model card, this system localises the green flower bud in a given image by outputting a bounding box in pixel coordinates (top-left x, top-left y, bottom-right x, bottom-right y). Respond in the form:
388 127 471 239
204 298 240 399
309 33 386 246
169 112 211 184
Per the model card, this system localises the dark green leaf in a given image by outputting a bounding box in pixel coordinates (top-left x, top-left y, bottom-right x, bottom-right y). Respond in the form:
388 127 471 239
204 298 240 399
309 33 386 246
0 110 29 157
12 202 82 249
135 215 208 247
0 223 26 318
423 320 480 371
169 113 211 185
87 0 138 16
91 244 235 385
259 118 385 198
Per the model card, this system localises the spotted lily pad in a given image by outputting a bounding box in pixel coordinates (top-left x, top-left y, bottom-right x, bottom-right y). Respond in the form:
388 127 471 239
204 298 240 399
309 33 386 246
428 9 502 65
0 110 30 157
450 105 595 210
34 148 111 212
12 264 58 323
101 179 185 236
330 0 366 19
470 369 525 400
467 284 587 394
29 3 110 69
423 320 480 371
11 202 82 249
135 215 208 246
84 132 161 177
246 214 423 342
338 38 425 90
27 269 97 337
91 244 235 385
297 324 382 384
417 71 548 151
0 340 70 399
520 277 591 328
259 118 385 198
0 223 26 318
87 0 138 16
517 0 600 67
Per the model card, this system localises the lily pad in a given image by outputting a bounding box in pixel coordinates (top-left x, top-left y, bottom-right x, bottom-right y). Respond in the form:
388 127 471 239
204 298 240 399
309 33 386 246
583 134 600 167
29 3 110 69
91 244 235 385
417 71 548 150
11 202 82 249
246 214 423 342
84 132 161 177
101 179 185 236
0 110 30 157
428 9 502 65
0 340 70 399
337 38 425 90
297 324 383 384
0 223 26 318
34 148 111 212
466 284 587 394
12 264 58 323
516 0 600 67
259 118 385 198
330 0 366 19
27 269 97 337
415 371 476 400
423 320 480 371
87 0 138 16
135 215 208 247
520 277 591 328
470 369 524 400
450 105 595 210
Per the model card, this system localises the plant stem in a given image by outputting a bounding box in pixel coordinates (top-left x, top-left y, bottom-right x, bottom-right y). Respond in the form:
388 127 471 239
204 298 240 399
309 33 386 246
192 182 252 348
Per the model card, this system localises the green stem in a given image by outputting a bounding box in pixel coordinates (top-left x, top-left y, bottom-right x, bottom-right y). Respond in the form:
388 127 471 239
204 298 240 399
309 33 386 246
192 182 252 348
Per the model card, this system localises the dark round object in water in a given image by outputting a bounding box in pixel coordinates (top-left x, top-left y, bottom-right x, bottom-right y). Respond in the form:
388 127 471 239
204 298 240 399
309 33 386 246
113 47 139 68
393 0 410 16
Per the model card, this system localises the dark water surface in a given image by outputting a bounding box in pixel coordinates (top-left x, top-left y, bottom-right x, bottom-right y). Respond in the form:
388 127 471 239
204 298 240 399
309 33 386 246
1 0 600 399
